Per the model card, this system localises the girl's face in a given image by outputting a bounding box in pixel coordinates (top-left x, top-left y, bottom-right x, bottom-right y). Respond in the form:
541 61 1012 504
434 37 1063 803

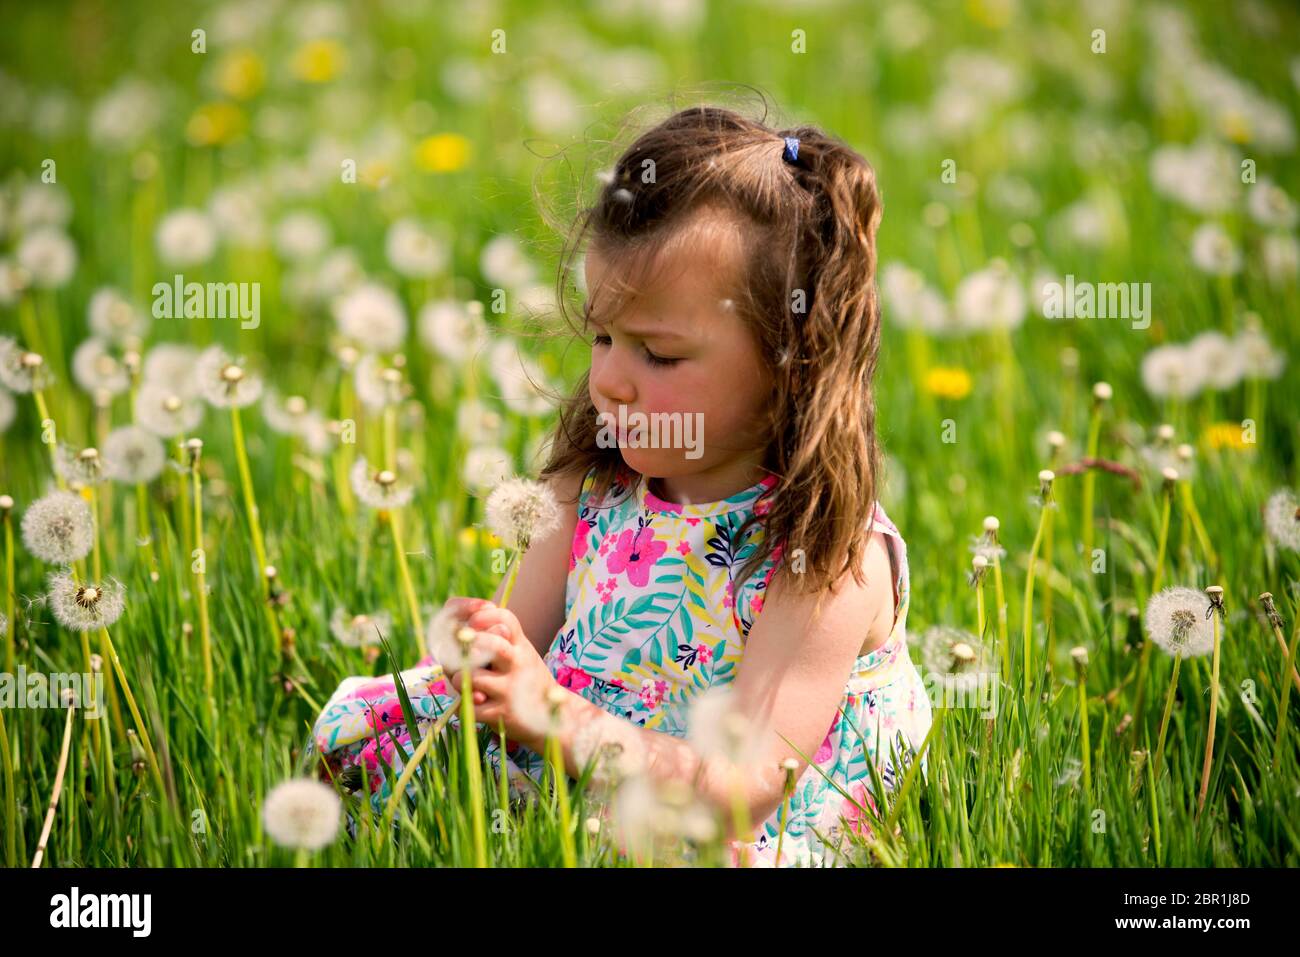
583 222 772 500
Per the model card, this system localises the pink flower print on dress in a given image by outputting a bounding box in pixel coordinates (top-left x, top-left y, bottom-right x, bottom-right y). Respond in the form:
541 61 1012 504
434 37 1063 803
685 517 700 526
428 677 448 696
638 678 668 710
605 527 667 588
814 726 835 764
722 579 735 610
842 780 880 839
598 531 615 557
696 643 713 665
570 518 594 570
677 540 691 556
554 652 594 692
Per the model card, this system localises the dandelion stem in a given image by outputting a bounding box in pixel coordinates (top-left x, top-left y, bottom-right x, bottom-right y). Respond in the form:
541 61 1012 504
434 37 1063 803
32 389 65 490
1152 489 1173 594
1081 408 1103 557
460 670 489 867
101 625 168 800
387 510 423 640
1075 662 1092 801
30 702 75 868
992 555 1009 684
1197 610 1222 815
134 481 158 579
975 576 986 641
500 549 522 610
3 510 14 676
1152 654 1181 781
192 456 214 698
230 406 271 587
1022 502 1052 698
1271 615 1300 772
0 707 17 866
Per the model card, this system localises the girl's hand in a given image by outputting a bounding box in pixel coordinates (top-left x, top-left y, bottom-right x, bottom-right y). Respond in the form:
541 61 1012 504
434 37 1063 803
440 599 563 750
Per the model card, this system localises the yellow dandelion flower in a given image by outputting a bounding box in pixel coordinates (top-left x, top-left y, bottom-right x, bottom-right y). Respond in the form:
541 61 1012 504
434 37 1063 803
414 133 471 173
458 526 502 550
923 366 973 400
1220 111 1252 145
292 38 345 84
215 49 265 100
186 102 246 147
965 0 1012 29
1201 421 1250 451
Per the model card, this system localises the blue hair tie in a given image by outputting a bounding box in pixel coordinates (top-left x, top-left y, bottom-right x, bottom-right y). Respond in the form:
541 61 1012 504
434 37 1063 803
782 136 800 164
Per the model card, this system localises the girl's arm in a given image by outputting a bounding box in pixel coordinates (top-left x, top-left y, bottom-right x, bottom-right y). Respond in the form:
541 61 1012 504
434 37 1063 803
485 466 586 658
531 529 898 840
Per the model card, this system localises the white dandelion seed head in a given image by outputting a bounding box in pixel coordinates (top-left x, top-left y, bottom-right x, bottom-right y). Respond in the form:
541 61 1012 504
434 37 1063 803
21 491 94 564
352 353 404 411
1188 331 1244 392
54 443 107 487
261 390 312 436
348 456 413 510
485 339 554 418
333 282 407 353
0 337 54 393
155 208 217 268
461 444 514 496
953 261 1027 332
418 298 488 364
484 477 561 551
328 607 393 648
134 381 204 437
573 711 648 786
273 209 331 263
16 227 77 288
385 218 447 279
141 343 201 395
71 337 129 397
507 666 560 742
1143 587 1214 658
87 287 148 343
982 515 1000 533
1264 488 1300 551
47 569 126 632
1140 344 1203 401
102 425 166 485
1092 381 1113 402
262 778 342 851
454 397 505 446
424 605 493 672
1189 222 1242 276
920 625 992 693
195 345 263 408
479 234 537 288
0 258 32 307
1233 327 1286 381
1261 233 1299 285
1246 178 1297 230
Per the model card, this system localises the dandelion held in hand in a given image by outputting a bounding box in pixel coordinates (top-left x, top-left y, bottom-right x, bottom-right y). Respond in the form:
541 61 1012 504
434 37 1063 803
425 606 493 672
485 476 560 608
47 570 126 631
21 491 94 564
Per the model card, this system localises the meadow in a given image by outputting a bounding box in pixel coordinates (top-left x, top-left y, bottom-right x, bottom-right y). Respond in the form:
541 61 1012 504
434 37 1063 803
1 0 1299 867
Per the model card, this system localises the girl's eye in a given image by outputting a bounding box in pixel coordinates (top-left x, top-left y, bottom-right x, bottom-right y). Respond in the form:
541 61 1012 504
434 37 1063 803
590 333 680 368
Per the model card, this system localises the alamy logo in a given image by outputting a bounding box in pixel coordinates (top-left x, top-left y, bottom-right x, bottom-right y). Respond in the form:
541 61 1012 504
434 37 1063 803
1 666 103 718
1041 274 1151 329
50 887 151 937
596 405 704 460
152 273 261 329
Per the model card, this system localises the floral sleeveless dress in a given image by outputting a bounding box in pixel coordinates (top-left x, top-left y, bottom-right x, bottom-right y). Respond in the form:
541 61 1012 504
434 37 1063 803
308 464 933 867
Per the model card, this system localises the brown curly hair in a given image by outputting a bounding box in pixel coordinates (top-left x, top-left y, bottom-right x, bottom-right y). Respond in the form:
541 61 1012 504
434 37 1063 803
535 94 886 599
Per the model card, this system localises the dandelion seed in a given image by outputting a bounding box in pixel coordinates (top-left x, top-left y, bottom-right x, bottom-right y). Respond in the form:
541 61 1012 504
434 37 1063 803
507 666 560 742
1190 222 1242 275
1264 488 1300 551
1144 587 1214 658
16 227 77 288
87 287 147 343
0 338 53 393
195 345 263 408
70 337 129 397
54 443 107 487
352 353 404 411
920 625 992 695
134 381 204 437
155 208 217 268
462 444 514 495
273 210 331 262
141 343 201 395
261 778 342 851
484 477 561 552
47 569 126 631
385 218 446 279
328 608 392 648
349 456 413 510
333 282 407 353
424 605 493 671
21 491 94 564
572 711 647 786
1234 325 1286 380
102 425 166 485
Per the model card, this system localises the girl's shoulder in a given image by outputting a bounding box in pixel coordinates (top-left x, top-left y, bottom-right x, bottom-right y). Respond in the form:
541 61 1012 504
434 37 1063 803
577 462 640 513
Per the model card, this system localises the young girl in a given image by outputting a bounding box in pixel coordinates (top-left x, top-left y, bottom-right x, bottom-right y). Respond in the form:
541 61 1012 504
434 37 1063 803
309 105 933 867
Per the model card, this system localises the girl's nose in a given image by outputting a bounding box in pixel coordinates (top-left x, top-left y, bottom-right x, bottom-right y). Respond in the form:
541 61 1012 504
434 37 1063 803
591 350 635 406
